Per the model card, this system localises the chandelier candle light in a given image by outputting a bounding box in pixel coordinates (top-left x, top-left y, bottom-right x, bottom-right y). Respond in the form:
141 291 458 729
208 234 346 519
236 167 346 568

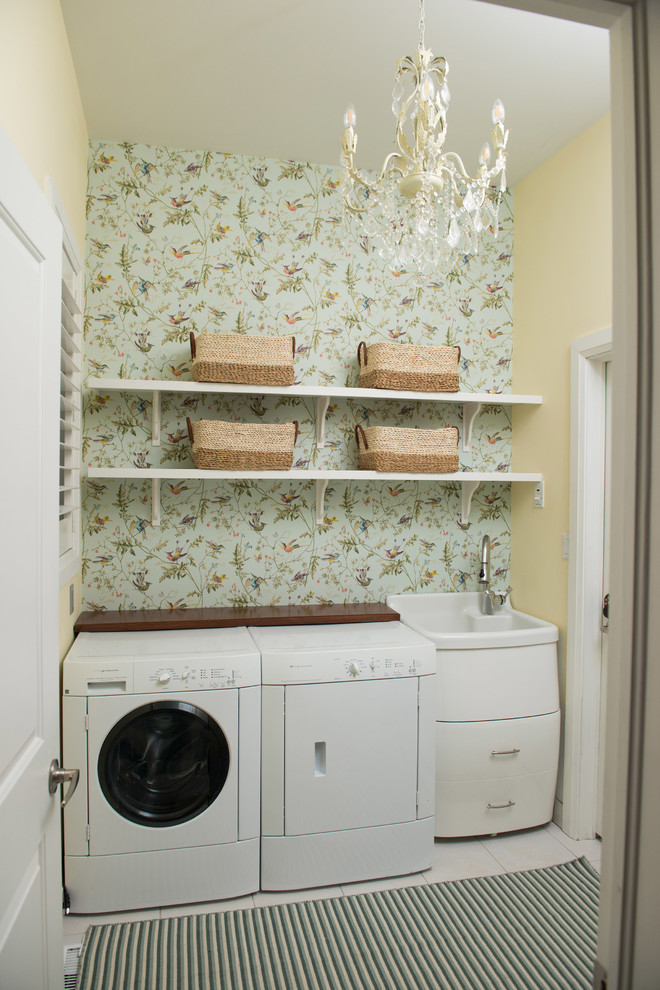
341 0 509 277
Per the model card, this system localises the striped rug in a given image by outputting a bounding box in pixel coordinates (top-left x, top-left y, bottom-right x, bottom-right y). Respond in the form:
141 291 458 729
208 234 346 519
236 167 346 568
76 857 599 990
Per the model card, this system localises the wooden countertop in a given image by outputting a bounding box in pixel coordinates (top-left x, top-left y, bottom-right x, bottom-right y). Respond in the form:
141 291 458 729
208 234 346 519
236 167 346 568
73 602 400 634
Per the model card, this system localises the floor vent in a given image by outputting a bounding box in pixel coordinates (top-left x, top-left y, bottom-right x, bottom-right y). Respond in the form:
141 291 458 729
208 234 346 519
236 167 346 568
64 944 81 990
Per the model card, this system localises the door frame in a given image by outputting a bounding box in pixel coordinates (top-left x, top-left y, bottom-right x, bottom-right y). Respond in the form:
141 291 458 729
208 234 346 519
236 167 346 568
487 0 658 984
563 327 612 840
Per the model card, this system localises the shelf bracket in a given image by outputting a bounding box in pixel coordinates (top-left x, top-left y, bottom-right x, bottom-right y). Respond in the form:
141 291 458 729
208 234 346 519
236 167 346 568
152 391 161 446
315 479 329 525
316 396 330 448
462 401 482 453
460 479 480 526
151 478 161 527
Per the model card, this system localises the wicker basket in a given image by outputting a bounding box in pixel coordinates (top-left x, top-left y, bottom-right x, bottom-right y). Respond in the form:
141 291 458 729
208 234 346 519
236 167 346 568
190 331 295 386
187 417 299 470
355 424 459 473
357 340 460 392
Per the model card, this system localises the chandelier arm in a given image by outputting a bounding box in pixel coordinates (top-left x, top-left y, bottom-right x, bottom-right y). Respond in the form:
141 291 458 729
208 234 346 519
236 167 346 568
344 151 409 195
441 151 474 182
395 77 424 163
377 152 408 184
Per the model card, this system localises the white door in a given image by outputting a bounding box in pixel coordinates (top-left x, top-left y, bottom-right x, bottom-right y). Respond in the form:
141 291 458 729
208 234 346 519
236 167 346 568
0 127 65 989
596 360 612 837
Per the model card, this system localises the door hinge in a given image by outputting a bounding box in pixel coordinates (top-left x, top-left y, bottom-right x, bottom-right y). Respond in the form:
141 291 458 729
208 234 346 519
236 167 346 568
85 713 89 731
86 824 91 842
601 593 610 632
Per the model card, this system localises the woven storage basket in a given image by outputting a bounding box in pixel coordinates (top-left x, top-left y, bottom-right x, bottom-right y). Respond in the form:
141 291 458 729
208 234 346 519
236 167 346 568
357 340 460 392
187 417 298 471
355 424 459 473
190 331 295 386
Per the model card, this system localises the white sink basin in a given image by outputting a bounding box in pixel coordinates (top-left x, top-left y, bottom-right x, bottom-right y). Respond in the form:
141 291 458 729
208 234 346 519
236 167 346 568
386 591 558 650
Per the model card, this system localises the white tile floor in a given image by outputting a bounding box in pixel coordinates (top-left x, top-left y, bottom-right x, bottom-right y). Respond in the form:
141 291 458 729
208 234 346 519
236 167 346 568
62 821 601 949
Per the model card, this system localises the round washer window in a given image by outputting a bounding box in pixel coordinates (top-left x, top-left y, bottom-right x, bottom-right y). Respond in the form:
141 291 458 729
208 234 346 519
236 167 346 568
98 700 230 827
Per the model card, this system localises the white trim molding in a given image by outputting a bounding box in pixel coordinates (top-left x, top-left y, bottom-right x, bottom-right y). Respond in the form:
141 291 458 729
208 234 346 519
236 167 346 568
563 327 612 840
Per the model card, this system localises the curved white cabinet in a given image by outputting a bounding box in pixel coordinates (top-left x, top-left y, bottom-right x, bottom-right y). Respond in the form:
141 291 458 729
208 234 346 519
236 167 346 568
86 377 542 526
387 591 561 838
434 644 560 838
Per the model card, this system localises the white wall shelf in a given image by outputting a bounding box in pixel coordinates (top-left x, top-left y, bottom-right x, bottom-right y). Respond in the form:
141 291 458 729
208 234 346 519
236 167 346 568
87 378 542 453
86 466 542 528
86 378 542 526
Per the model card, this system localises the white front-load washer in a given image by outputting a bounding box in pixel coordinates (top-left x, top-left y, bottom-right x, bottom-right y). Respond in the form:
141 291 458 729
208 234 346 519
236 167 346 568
62 627 260 913
251 621 436 891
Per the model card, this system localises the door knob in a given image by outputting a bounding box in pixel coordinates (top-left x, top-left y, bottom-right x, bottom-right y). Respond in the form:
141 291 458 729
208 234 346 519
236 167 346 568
48 759 80 809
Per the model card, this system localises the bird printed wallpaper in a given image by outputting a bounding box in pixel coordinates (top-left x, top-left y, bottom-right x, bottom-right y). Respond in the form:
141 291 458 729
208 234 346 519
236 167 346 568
83 139 515 611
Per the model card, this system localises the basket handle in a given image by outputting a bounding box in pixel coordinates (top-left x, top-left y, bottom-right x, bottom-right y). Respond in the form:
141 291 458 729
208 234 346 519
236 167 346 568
292 420 299 444
357 341 367 368
291 336 296 357
455 344 461 362
355 423 368 450
190 331 196 358
186 417 194 443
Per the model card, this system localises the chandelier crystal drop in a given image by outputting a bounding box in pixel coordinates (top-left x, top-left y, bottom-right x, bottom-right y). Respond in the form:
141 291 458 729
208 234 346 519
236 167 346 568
340 0 509 278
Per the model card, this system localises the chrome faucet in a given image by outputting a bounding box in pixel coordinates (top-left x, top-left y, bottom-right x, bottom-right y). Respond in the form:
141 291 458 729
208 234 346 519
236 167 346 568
478 535 512 615
478 535 493 614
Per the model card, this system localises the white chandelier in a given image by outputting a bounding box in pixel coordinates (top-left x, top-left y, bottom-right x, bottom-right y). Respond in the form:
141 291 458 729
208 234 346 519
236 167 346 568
340 0 509 277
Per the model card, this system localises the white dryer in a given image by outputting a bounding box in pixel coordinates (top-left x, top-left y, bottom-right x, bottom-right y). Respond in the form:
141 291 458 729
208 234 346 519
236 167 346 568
251 621 436 891
62 627 260 913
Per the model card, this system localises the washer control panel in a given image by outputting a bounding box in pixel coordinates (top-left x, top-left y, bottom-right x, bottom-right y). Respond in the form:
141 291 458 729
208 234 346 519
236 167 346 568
131 653 261 692
139 661 244 692
63 652 260 695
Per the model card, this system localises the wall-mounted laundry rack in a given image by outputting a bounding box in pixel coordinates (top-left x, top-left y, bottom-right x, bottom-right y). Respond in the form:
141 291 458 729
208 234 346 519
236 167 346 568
86 377 542 526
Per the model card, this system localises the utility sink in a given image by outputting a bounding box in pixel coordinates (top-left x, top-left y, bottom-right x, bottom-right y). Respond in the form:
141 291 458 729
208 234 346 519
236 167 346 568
386 591 558 650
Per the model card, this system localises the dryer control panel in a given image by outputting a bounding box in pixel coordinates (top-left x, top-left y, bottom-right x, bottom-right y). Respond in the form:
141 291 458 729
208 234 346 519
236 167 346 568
251 620 436 685
260 644 435 685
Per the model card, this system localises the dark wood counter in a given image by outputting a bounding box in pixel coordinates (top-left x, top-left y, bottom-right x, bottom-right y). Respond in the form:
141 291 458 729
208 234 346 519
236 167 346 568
74 602 400 634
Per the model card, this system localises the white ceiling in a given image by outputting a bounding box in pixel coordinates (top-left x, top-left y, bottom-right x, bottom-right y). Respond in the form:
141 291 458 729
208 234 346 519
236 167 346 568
60 0 610 188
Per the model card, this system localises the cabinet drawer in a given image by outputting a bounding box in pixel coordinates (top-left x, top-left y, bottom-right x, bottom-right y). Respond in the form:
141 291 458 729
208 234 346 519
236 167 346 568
434 770 557 838
436 643 559 720
436 712 560 782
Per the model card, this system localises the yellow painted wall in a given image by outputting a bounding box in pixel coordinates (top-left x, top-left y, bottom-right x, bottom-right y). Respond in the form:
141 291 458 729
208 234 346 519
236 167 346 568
0 0 88 248
0 0 88 658
511 115 612 776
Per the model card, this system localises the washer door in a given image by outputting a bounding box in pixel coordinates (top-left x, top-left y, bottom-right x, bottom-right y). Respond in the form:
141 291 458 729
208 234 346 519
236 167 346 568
87 690 239 855
98 700 230 828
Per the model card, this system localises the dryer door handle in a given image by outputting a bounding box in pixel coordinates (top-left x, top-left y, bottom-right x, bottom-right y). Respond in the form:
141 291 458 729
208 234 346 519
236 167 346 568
48 759 80 809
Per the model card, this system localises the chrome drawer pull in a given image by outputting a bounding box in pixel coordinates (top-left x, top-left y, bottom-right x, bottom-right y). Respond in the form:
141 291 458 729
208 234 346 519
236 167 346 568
490 748 520 756
487 800 516 810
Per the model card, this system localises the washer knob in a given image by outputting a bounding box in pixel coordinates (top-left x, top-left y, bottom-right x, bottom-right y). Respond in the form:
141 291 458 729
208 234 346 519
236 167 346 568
157 672 172 685
348 661 360 676
181 667 191 680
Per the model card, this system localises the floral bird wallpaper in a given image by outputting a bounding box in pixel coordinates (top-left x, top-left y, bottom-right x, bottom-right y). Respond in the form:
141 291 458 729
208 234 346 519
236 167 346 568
82 139 514 611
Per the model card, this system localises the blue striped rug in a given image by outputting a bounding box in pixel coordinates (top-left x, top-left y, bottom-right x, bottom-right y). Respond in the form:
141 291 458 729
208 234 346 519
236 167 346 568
76 857 599 990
